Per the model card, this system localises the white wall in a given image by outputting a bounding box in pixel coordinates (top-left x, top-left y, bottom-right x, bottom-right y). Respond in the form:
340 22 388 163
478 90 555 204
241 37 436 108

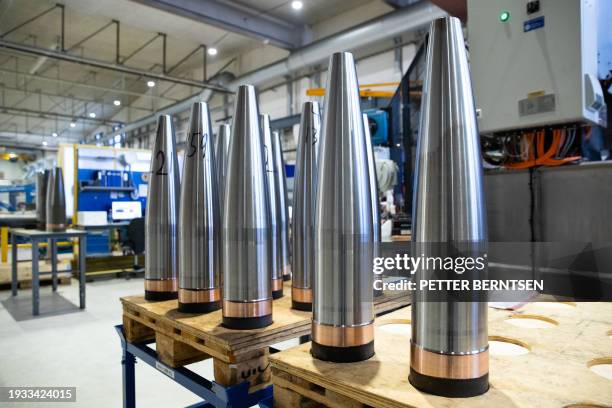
0 160 27 181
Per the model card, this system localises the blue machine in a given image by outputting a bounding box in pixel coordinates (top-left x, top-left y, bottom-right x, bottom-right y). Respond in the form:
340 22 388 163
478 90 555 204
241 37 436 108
0 183 35 211
77 169 147 255
364 109 389 146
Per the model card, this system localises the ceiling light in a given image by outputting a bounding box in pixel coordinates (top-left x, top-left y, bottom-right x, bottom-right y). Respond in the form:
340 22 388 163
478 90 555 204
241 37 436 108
291 1 303 10
147 80 156 88
89 112 96 118
207 47 218 56
113 99 121 106
42 140 48 146
52 132 58 138
70 120 77 128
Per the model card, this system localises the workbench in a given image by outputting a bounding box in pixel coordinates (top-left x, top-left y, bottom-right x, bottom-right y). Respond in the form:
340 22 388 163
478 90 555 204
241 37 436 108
10 228 87 316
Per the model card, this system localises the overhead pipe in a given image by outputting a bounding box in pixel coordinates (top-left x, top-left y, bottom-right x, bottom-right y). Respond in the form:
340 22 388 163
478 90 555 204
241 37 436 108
106 1 446 141
0 39 229 92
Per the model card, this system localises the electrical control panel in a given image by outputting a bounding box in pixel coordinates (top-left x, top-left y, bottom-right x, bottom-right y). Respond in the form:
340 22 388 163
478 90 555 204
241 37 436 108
467 0 606 133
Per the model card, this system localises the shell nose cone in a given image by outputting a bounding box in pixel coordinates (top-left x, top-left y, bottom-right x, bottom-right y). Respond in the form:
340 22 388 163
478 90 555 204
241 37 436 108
145 114 180 301
178 102 221 313
272 129 291 282
260 113 284 298
412 16 486 244
312 51 375 362
188 102 207 134
215 124 231 202
222 84 272 329
291 101 321 310
409 16 489 397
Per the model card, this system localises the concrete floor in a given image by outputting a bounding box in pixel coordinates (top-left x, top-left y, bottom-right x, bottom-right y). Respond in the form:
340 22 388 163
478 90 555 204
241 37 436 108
0 277 218 407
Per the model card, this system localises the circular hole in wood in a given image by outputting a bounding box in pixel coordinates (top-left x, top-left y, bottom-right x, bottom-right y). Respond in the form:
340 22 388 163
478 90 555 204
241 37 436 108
505 314 558 329
528 302 576 310
377 319 411 335
587 357 612 380
488 336 530 356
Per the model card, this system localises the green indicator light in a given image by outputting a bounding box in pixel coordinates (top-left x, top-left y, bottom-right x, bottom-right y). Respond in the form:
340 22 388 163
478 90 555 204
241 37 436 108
499 10 510 22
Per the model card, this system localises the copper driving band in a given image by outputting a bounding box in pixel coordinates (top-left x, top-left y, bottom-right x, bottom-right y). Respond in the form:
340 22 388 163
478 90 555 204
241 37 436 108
291 287 312 303
145 278 178 292
46 223 66 231
312 321 374 348
223 299 272 318
410 343 489 379
272 278 284 291
179 287 221 303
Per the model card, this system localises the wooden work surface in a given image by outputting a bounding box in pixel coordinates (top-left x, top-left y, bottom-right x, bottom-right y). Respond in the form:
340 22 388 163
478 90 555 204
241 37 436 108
121 281 409 362
9 228 87 238
270 302 612 408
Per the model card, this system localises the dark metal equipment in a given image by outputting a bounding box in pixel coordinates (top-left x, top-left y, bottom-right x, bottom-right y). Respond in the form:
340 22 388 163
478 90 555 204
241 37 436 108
46 167 66 232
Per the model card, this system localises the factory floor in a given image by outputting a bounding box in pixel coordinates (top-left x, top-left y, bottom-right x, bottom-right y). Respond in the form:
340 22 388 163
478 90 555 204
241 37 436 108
0 276 294 407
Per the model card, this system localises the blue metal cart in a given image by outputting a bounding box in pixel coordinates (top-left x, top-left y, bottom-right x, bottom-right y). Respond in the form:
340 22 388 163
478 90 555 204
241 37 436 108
116 325 273 408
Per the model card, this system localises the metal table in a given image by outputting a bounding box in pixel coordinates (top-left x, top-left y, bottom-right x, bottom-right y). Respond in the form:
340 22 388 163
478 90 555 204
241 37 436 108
10 228 87 316
75 221 130 232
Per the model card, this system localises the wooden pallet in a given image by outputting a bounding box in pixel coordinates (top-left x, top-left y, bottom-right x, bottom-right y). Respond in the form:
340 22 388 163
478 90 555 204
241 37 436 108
270 302 612 408
121 281 409 390
0 258 72 285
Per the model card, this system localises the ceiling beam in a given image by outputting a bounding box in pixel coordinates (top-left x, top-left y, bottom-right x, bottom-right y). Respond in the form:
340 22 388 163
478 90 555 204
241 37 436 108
130 0 303 50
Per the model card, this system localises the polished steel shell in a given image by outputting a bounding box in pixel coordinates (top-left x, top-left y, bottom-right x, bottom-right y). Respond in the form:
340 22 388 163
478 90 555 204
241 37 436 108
260 114 284 297
271 130 291 280
178 103 221 305
45 167 66 231
145 115 180 298
36 170 49 229
215 124 231 211
291 101 321 307
313 52 375 358
410 16 488 395
223 85 272 313
363 114 382 297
